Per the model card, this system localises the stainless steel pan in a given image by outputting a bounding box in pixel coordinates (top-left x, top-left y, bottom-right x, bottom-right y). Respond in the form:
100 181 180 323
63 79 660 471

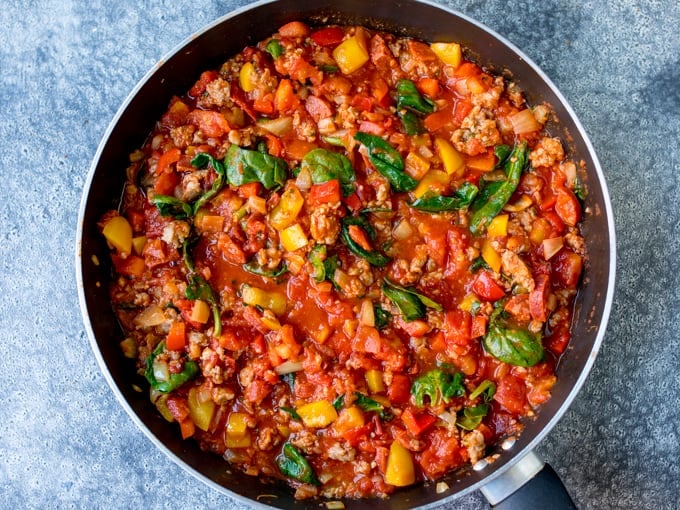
76 0 616 507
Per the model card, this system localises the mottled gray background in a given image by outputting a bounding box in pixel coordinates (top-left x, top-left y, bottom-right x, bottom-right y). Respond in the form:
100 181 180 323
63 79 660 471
1 0 678 508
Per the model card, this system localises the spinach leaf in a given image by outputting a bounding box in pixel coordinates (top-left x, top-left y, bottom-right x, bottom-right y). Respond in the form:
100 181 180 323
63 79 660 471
186 274 222 337
396 79 435 114
276 443 320 486
152 195 193 220
411 369 465 407
354 392 393 421
341 217 391 267
482 305 544 367
409 182 479 212
281 407 301 420
191 152 227 213
469 142 528 234
301 148 355 196
281 372 295 391
456 403 490 431
374 304 391 330
181 235 199 273
323 254 341 289
382 278 442 321
494 144 512 168
398 110 424 135
225 144 288 190
144 341 199 393
354 132 417 192
242 260 287 278
332 394 345 411
469 380 496 402
470 256 490 272
265 39 284 58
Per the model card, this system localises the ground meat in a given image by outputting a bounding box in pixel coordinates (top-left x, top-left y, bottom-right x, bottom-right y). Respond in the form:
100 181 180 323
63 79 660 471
472 76 505 109
529 137 565 168
451 106 502 156
161 220 191 249
564 228 586 255
290 430 321 455
170 125 196 149
326 442 356 462
501 250 535 292
180 172 203 202
198 77 232 109
462 429 486 465
309 203 343 244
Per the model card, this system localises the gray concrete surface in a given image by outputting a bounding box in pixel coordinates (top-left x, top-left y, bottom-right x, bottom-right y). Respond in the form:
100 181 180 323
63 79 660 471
1 0 678 508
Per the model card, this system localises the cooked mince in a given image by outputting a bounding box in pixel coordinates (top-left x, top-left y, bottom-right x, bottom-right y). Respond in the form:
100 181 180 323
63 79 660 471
100 20 585 500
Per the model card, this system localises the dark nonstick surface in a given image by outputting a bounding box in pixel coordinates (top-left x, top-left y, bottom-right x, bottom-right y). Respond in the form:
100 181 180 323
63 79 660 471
77 1 615 508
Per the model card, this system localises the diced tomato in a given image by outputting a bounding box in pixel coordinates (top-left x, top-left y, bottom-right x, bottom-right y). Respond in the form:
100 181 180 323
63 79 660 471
444 309 472 347
417 77 440 99
424 230 448 268
287 56 323 85
402 407 436 436
543 211 565 236
545 324 571 355
278 21 310 38
370 75 390 104
253 94 275 115
156 148 181 176
264 134 283 158
188 70 219 98
529 274 550 322
472 271 506 301
111 254 145 278
397 318 430 338
244 379 272 404
187 110 230 138
308 179 341 206
555 187 582 226
275 79 299 113
166 321 186 351
237 182 261 198
153 168 180 195
231 86 257 120
217 233 247 264
504 294 531 322
352 325 382 354
470 315 487 338
351 95 374 112
343 192 362 211
552 249 583 289
342 423 372 446
142 238 173 269
166 396 191 422
358 120 384 135
347 224 372 251
311 26 345 46
284 139 317 160
424 107 453 132
452 100 473 126
453 62 480 78
418 428 465 479
428 331 447 353
387 374 412 405
173 298 204 330
494 374 527 415
161 99 190 129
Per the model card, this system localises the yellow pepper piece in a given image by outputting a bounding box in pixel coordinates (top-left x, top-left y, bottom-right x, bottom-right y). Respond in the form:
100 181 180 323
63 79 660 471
241 285 287 315
334 406 365 434
332 35 369 74
226 434 251 448
413 170 450 199
430 42 462 68
487 214 509 237
482 239 502 273
187 387 215 432
132 236 147 256
280 223 308 252
296 400 338 429
239 62 257 92
102 215 132 254
435 137 465 177
226 412 250 437
365 370 385 394
459 294 481 313
269 187 304 231
385 441 416 487
190 300 211 324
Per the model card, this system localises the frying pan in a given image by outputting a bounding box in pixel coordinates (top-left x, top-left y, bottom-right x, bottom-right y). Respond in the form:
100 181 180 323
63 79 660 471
76 0 616 507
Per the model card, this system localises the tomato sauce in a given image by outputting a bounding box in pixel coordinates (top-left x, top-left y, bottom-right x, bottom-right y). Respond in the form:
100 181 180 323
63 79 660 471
100 21 586 500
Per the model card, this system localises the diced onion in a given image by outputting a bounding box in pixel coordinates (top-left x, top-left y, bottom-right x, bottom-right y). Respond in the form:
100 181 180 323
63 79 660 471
152 359 170 383
438 411 457 428
274 360 304 375
325 501 344 509
133 305 166 328
258 116 293 136
503 195 533 212
248 196 268 215
359 299 375 327
509 108 541 134
295 166 312 191
436 481 450 494
542 237 564 260
318 117 337 135
392 219 413 240
318 472 335 484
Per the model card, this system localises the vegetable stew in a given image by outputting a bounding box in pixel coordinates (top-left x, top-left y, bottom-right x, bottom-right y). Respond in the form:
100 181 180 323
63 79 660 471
100 21 586 500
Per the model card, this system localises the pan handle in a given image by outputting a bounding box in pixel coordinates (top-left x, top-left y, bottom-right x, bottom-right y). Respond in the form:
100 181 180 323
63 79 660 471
480 451 577 509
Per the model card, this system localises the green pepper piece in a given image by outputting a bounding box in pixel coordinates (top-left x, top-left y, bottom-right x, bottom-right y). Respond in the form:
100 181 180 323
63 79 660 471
276 443 320 486
144 342 199 393
469 142 528 234
265 39 284 58
308 245 327 282
191 152 227 214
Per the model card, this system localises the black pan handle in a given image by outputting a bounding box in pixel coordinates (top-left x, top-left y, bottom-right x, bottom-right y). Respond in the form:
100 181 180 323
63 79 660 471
480 451 577 509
